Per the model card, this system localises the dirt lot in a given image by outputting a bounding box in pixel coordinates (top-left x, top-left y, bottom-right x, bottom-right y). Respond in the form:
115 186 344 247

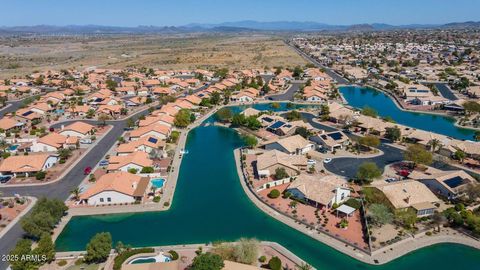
0 34 306 78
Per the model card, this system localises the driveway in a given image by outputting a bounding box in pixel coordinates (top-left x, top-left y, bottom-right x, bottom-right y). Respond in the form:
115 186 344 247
266 83 302 101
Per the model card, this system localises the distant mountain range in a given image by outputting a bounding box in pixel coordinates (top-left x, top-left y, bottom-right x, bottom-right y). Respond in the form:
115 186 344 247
0 20 479 35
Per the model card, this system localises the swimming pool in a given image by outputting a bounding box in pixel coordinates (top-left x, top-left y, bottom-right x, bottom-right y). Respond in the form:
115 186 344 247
7 144 19 151
129 254 171 264
151 178 165 189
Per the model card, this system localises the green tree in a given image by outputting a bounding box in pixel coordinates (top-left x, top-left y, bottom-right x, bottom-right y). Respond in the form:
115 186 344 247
385 126 401 141
285 110 302 121
215 107 233 122
404 144 433 167
319 104 330 121
358 135 380 149
274 167 289 180
34 233 55 263
427 139 442 153
191 252 224 270
454 150 466 163
242 135 258 148
85 232 112 263
98 113 110 126
70 187 81 201
174 109 192 128
21 198 67 239
245 116 261 130
295 127 311 139
367 204 394 225
356 162 382 184
210 92 221 105
268 256 282 270
268 189 281 199
9 239 36 270
105 79 117 91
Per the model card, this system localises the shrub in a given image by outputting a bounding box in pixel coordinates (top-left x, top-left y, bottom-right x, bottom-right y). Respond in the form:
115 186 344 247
268 256 282 270
168 250 179 260
153 196 161 203
113 247 155 270
140 167 154 173
35 171 46 180
258 255 266 263
75 258 84 265
128 168 138 174
344 198 362 209
268 189 281 199
57 259 67 266
164 201 170 207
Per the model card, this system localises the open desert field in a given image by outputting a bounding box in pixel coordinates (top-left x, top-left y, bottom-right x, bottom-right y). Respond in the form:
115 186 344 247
0 34 306 78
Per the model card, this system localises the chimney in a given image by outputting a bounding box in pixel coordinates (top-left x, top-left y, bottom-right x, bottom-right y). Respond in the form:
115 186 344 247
404 196 410 204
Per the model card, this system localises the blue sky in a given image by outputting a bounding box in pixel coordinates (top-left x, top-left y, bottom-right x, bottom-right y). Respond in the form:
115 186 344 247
1 0 479 26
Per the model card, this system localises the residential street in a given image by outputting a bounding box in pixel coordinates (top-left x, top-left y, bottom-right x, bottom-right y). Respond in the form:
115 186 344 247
266 82 302 101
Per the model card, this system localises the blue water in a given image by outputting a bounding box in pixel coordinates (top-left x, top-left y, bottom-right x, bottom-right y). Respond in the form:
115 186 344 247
339 86 476 141
8 144 19 151
151 178 165 189
227 102 317 114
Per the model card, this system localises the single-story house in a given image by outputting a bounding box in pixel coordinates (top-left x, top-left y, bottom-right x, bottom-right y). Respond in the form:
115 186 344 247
130 124 171 141
263 135 314 155
107 152 153 173
80 172 150 205
59 121 96 138
286 174 351 208
117 136 165 156
0 154 58 177
255 150 307 178
375 180 440 217
310 131 350 152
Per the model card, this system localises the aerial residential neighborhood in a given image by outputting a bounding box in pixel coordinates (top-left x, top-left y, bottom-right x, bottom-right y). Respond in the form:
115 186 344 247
0 1 480 270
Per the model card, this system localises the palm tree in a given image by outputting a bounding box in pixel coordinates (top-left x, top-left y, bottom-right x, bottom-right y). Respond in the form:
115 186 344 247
70 187 80 201
427 139 442 153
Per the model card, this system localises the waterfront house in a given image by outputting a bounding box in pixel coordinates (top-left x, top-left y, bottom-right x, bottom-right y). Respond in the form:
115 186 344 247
286 174 351 209
255 150 307 178
0 154 58 177
59 121 96 138
263 135 314 155
409 168 476 200
375 180 440 217
80 172 150 205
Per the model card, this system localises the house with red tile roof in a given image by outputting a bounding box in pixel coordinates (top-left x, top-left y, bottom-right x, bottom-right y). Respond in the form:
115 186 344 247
138 114 175 128
130 124 171 140
117 136 165 156
59 121 96 138
0 154 58 177
31 132 78 152
107 152 153 173
80 171 150 205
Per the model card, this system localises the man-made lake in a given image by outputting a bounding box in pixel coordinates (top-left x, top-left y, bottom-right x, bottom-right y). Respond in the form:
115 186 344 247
55 107 480 270
339 86 476 141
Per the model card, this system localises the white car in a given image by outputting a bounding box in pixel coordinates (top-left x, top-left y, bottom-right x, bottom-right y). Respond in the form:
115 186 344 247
307 159 317 165
323 158 332 163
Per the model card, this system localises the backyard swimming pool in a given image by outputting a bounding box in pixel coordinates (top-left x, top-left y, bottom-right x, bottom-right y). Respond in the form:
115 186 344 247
129 253 171 264
151 178 165 189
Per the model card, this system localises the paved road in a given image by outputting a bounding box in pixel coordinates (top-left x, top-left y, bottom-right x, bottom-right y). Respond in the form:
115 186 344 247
434 83 458 101
266 83 302 101
284 40 350 85
0 107 152 269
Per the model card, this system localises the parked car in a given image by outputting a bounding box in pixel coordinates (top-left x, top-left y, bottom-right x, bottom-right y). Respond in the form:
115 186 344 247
0 175 13 184
80 138 92 144
99 160 109 166
307 159 317 165
323 158 333 163
84 166 92 175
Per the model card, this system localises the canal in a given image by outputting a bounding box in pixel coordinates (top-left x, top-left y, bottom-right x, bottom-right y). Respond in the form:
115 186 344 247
339 86 476 141
55 108 480 270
